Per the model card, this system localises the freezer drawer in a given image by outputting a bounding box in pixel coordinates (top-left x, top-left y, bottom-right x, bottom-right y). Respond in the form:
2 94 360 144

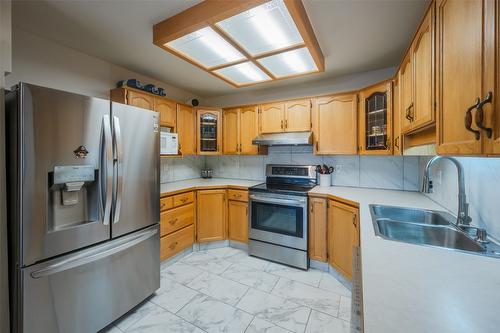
17 225 160 333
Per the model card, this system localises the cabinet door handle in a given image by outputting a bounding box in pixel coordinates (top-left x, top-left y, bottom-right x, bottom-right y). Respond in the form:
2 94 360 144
395 136 400 149
405 107 411 121
409 103 414 121
285 119 288 129
315 141 319 151
168 218 178 225
169 241 178 250
465 100 481 140
281 120 284 129
474 92 493 138
352 214 357 228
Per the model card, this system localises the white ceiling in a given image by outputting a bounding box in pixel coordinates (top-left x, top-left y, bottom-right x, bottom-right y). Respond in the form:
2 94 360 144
12 0 429 97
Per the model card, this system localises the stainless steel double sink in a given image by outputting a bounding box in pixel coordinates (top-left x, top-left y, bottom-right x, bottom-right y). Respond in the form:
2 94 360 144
370 205 500 257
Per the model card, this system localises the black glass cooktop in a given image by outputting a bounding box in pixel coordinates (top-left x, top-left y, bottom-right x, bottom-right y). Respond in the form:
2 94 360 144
250 182 315 196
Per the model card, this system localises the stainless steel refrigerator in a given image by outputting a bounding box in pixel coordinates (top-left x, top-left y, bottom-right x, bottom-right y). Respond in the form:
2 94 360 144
5 83 160 333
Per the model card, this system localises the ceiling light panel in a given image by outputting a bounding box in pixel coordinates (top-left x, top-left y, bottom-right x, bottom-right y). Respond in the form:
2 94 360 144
213 62 271 85
165 27 245 68
216 0 304 56
258 47 317 77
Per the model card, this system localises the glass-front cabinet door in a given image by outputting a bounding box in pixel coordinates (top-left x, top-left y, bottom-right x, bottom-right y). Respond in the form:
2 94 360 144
359 81 393 155
196 109 222 155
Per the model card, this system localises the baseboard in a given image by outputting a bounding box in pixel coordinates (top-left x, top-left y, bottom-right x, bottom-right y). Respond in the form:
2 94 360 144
229 240 248 251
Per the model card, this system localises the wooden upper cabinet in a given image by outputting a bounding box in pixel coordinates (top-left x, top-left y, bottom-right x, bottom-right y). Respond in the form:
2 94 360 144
412 4 435 130
436 0 487 155
284 99 311 132
197 189 226 243
358 81 393 155
177 104 196 155
260 102 285 133
393 77 402 155
400 52 413 133
313 94 358 155
308 197 327 262
240 106 260 155
223 108 239 154
197 109 222 155
155 97 177 128
228 199 248 243
328 200 359 281
127 90 154 110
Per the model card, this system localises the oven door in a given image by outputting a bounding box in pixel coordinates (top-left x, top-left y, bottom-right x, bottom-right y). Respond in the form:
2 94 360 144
249 193 307 250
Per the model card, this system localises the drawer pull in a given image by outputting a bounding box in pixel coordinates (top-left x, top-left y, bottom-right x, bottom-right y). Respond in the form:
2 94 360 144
169 242 178 250
168 218 178 225
180 198 188 203
474 91 493 138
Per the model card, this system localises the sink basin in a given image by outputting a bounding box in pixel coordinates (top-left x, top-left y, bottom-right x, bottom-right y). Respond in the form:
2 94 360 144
375 219 486 253
370 205 455 226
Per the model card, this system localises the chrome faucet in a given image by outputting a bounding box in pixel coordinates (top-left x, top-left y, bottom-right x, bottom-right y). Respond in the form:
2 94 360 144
422 156 472 226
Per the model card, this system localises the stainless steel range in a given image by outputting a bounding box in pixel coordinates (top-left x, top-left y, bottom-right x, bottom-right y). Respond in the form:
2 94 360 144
248 165 317 270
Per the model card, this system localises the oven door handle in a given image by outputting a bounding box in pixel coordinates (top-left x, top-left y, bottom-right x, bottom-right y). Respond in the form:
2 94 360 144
249 195 306 206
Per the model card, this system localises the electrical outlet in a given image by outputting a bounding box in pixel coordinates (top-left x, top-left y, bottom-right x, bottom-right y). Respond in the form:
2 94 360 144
335 164 343 173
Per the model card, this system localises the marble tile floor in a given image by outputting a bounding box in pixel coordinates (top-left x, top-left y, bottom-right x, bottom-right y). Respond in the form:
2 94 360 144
101 247 351 333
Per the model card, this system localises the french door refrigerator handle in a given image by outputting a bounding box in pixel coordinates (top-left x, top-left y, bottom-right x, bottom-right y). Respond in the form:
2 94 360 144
30 227 158 279
100 115 113 225
112 116 123 224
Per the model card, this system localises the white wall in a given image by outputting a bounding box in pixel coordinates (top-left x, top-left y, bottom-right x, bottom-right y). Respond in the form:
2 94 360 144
0 2 11 333
420 156 500 240
5 27 198 102
203 67 396 108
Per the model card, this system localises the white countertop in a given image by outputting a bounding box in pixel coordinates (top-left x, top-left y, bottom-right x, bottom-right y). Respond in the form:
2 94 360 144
160 180 500 332
310 186 500 333
161 178 262 195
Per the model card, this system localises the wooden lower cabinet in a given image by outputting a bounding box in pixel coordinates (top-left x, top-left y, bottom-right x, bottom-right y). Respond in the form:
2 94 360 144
308 196 328 262
197 189 227 242
160 225 195 261
160 191 196 261
327 199 360 281
228 200 248 243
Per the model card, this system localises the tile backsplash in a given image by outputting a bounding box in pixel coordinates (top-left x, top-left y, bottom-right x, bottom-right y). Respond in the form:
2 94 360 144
161 146 420 191
419 156 500 240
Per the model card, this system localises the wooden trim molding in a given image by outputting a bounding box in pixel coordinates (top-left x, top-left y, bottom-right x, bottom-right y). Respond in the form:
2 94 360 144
153 0 324 88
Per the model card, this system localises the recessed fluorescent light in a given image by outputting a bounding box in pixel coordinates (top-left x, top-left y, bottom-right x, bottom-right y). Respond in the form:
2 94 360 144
216 0 304 56
166 27 244 68
214 61 271 85
258 47 317 77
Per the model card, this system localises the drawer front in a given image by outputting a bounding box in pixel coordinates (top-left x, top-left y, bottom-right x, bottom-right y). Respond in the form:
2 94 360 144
160 225 194 261
160 196 174 211
160 203 194 236
173 191 195 207
227 189 248 202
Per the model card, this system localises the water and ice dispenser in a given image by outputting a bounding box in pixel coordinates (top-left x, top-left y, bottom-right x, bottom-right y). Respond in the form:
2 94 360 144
48 165 99 231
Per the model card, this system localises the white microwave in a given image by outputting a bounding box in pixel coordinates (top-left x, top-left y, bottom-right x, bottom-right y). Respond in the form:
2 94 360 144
160 132 178 155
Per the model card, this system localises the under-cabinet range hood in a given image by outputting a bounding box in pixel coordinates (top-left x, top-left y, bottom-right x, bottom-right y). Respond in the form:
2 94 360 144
252 131 313 146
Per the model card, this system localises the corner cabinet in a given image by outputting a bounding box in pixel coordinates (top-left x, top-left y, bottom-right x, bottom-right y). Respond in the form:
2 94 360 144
358 81 393 155
197 189 227 243
328 199 359 281
436 0 497 155
313 94 358 155
177 104 196 155
197 109 222 155
308 196 328 262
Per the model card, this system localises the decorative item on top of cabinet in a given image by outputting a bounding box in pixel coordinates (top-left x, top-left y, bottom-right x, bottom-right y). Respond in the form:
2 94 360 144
111 87 154 111
435 0 495 155
393 77 402 155
223 106 265 155
177 103 196 155
328 199 359 281
197 108 222 155
313 93 357 155
197 189 226 243
228 189 249 244
358 81 393 155
308 196 327 262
